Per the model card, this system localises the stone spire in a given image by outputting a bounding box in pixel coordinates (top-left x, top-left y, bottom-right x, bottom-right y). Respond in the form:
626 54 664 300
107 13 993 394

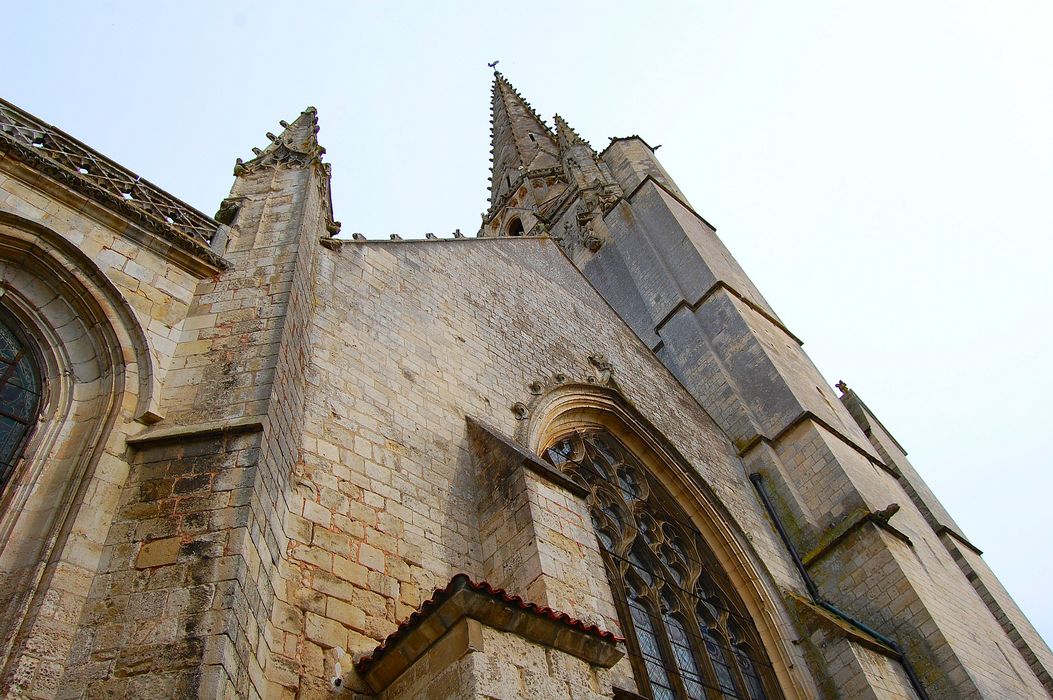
486 73 560 213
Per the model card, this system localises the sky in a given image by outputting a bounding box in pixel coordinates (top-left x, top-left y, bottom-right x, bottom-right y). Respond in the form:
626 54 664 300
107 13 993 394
7 1 1052 648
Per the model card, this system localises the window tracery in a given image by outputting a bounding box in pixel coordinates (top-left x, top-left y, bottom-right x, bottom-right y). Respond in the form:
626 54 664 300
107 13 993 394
545 430 779 700
0 315 41 490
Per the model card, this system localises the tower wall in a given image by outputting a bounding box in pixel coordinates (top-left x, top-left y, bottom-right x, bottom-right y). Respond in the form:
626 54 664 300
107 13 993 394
552 138 1053 698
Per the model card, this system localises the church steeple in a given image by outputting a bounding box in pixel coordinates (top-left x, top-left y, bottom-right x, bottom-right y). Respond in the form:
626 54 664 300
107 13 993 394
488 73 559 201
482 73 567 237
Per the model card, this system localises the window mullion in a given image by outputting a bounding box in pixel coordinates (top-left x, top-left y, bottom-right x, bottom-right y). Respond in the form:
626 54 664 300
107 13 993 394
647 588 692 700
723 635 754 700
681 606 726 700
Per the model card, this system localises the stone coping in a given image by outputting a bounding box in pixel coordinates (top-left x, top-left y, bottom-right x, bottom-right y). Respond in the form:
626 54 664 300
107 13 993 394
788 593 899 658
356 573 623 693
126 415 264 446
466 415 588 498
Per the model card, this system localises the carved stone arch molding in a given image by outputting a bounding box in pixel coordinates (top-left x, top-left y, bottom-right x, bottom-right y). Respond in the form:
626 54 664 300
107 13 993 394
0 212 152 687
0 211 156 421
522 383 811 700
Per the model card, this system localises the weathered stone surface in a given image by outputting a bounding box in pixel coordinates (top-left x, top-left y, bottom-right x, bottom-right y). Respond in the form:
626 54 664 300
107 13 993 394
0 79 1047 700
135 538 181 569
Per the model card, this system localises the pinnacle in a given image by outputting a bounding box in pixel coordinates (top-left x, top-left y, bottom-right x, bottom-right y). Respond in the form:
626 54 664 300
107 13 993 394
554 114 594 153
238 106 325 170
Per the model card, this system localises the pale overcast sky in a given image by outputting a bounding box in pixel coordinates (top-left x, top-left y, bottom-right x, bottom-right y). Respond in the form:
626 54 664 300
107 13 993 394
7 2 1052 644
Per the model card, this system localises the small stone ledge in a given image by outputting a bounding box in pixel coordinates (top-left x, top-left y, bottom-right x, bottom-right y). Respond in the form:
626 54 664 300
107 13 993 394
126 415 265 447
356 574 622 694
937 525 983 556
788 592 900 658
802 504 912 568
329 235 555 246
466 415 587 498
652 280 804 348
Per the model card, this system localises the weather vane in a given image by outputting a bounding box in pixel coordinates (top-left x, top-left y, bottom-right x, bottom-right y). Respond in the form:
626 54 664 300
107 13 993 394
488 60 499 70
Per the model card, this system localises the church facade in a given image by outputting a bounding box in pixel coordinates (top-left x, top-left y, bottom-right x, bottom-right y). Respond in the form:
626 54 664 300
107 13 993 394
0 74 1049 699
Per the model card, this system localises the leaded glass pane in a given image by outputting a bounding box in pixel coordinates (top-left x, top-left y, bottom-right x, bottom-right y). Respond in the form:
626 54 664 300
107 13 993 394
0 316 41 488
617 467 641 500
630 595 676 700
703 627 738 697
0 323 20 363
546 440 573 466
591 435 619 465
667 614 707 699
629 544 656 586
0 415 25 458
735 646 767 700
10 356 38 392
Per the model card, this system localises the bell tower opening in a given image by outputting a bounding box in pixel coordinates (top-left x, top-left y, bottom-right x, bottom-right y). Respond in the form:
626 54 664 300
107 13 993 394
506 217 524 237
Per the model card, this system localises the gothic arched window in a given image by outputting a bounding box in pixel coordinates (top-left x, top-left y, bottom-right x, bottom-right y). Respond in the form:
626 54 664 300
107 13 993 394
545 430 780 700
0 315 41 490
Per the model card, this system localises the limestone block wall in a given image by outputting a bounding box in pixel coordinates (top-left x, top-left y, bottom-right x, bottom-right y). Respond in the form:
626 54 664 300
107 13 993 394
0 153 220 697
390 624 615 700
61 430 260 698
158 164 310 427
277 236 821 697
602 137 689 206
468 418 618 639
0 157 218 421
50 131 333 698
376 620 614 700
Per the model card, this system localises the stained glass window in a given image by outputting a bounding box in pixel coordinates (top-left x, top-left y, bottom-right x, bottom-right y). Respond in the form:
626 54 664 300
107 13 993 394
545 431 778 700
0 317 40 490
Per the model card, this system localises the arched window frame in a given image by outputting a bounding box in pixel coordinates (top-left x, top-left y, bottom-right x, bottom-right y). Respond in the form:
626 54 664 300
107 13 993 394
506 216 525 236
543 429 782 700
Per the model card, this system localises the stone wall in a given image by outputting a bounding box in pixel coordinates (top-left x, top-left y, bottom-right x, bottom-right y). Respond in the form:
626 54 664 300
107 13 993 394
0 148 217 697
280 236 818 697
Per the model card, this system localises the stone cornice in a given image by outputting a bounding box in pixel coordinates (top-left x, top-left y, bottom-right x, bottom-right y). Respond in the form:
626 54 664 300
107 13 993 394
126 415 265 447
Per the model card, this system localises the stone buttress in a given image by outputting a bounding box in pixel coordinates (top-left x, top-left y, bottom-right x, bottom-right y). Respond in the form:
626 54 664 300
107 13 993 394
482 73 1053 699
60 107 340 698
0 74 1049 700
